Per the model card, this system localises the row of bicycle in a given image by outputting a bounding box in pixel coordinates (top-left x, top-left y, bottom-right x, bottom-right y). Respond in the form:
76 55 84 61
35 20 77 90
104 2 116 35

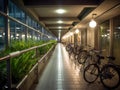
65 43 120 89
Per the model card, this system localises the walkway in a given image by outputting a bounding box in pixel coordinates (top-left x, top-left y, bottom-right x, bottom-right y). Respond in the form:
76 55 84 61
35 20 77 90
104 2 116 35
35 43 120 90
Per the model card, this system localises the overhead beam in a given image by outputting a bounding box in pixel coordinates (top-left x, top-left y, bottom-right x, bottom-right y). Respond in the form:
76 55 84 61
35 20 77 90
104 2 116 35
39 17 79 21
23 0 103 5
46 24 72 27
49 29 68 31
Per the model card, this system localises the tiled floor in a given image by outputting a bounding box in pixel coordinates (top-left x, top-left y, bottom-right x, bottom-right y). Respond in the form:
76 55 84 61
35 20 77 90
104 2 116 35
35 43 120 90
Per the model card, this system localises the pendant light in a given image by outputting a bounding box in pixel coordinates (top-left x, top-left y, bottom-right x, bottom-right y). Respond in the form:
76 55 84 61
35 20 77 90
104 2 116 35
89 14 97 28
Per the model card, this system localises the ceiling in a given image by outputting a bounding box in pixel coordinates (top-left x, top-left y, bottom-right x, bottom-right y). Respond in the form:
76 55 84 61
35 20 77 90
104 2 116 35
19 0 120 38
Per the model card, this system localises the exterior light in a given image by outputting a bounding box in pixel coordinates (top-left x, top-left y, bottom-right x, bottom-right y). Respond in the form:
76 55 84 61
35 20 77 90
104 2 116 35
22 34 25 38
3 33 5 35
89 14 97 28
55 9 66 14
11 35 13 38
16 27 20 29
16 34 19 36
0 35 2 37
75 29 79 34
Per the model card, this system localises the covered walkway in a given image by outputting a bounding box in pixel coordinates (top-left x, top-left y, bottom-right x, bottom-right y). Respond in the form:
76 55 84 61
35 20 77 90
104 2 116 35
35 43 107 90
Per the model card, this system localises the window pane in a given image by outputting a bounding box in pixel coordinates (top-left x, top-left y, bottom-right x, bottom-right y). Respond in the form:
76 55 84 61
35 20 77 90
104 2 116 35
113 15 120 64
100 20 110 56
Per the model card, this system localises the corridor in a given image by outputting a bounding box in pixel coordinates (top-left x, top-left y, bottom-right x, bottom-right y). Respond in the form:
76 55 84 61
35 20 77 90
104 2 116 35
35 43 109 90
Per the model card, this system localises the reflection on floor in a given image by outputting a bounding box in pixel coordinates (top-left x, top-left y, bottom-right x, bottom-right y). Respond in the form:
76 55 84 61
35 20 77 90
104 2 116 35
35 43 120 90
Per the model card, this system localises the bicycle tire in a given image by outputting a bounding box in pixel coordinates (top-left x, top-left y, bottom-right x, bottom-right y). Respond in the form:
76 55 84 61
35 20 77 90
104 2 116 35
77 51 87 64
100 64 120 89
83 64 99 83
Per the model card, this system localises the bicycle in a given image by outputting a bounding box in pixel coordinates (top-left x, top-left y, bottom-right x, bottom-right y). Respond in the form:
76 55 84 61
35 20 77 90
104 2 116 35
83 55 120 89
77 46 97 65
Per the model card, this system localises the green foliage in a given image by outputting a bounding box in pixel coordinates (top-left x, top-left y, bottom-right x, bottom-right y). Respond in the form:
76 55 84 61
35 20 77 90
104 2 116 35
0 39 56 85
0 62 7 87
11 50 36 83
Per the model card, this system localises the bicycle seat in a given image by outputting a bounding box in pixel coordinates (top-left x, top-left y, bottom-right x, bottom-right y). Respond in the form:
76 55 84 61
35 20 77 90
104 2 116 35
107 56 115 60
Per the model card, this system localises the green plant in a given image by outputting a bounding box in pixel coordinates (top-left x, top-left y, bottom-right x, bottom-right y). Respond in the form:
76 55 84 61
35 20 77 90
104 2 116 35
0 39 56 85
11 50 36 83
0 62 7 88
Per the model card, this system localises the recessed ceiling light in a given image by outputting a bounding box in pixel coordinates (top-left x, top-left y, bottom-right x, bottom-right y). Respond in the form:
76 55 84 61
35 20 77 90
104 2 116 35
55 9 66 14
58 26 62 29
57 20 63 24
59 30 61 32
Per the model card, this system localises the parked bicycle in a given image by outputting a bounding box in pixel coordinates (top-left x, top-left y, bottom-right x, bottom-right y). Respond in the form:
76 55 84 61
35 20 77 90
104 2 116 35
83 55 120 89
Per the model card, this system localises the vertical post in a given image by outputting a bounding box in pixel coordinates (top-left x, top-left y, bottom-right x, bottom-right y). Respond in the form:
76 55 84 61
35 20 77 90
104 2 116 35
35 48 39 84
6 58 12 90
97 25 101 50
25 15 28 41
94 26 99 49
109 18 114 56
74 33 77 46
4 0 10 48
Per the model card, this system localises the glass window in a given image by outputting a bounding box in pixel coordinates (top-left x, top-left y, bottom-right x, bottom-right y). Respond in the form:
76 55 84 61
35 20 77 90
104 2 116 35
100 20 110 56
10 20 26 41
113 15 120 64
0 0 4 12
0 0 5 50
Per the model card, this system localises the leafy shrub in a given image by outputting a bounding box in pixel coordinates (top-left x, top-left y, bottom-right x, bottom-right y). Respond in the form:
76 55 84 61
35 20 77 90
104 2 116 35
11 50 36 83
0 39 56 86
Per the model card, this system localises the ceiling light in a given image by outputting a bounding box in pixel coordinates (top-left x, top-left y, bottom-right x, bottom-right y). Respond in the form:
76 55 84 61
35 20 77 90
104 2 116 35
58 26 62 29
75 29 79 34
70 32 73 36
89 14 97 28
57 20 63 24
55 9 66 14
89 19 97 28
59 30 61 32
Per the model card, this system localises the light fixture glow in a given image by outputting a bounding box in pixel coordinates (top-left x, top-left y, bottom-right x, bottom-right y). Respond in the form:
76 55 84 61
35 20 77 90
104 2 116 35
75 29 79 34
70 32 73 36
57 20 63 24
16 34 19 36
22 34 25 38
0 35 2 37
55 9 66 14
59 30 61 32
89 19 97 28
3 33 5 35
58 26 62 29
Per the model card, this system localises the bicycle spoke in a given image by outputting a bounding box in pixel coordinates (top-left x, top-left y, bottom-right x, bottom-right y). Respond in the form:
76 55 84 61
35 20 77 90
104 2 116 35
83 64 99 83
100 65 120 89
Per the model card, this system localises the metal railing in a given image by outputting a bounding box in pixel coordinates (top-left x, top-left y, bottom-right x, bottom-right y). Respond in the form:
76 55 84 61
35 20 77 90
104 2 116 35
0 42 54 90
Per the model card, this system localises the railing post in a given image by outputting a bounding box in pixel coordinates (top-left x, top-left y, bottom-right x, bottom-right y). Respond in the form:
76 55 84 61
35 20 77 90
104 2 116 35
6 58 12 90
35 48 39 84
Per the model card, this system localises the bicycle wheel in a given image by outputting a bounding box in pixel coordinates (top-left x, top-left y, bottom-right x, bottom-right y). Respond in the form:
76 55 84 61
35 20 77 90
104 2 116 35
100 65 120 89
83 64 99 83
78 51 87 64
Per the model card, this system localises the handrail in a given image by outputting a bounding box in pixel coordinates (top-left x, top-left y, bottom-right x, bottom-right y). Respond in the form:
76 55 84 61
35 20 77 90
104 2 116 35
0 42 53 61
16 44 55 89
0 41 55 90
